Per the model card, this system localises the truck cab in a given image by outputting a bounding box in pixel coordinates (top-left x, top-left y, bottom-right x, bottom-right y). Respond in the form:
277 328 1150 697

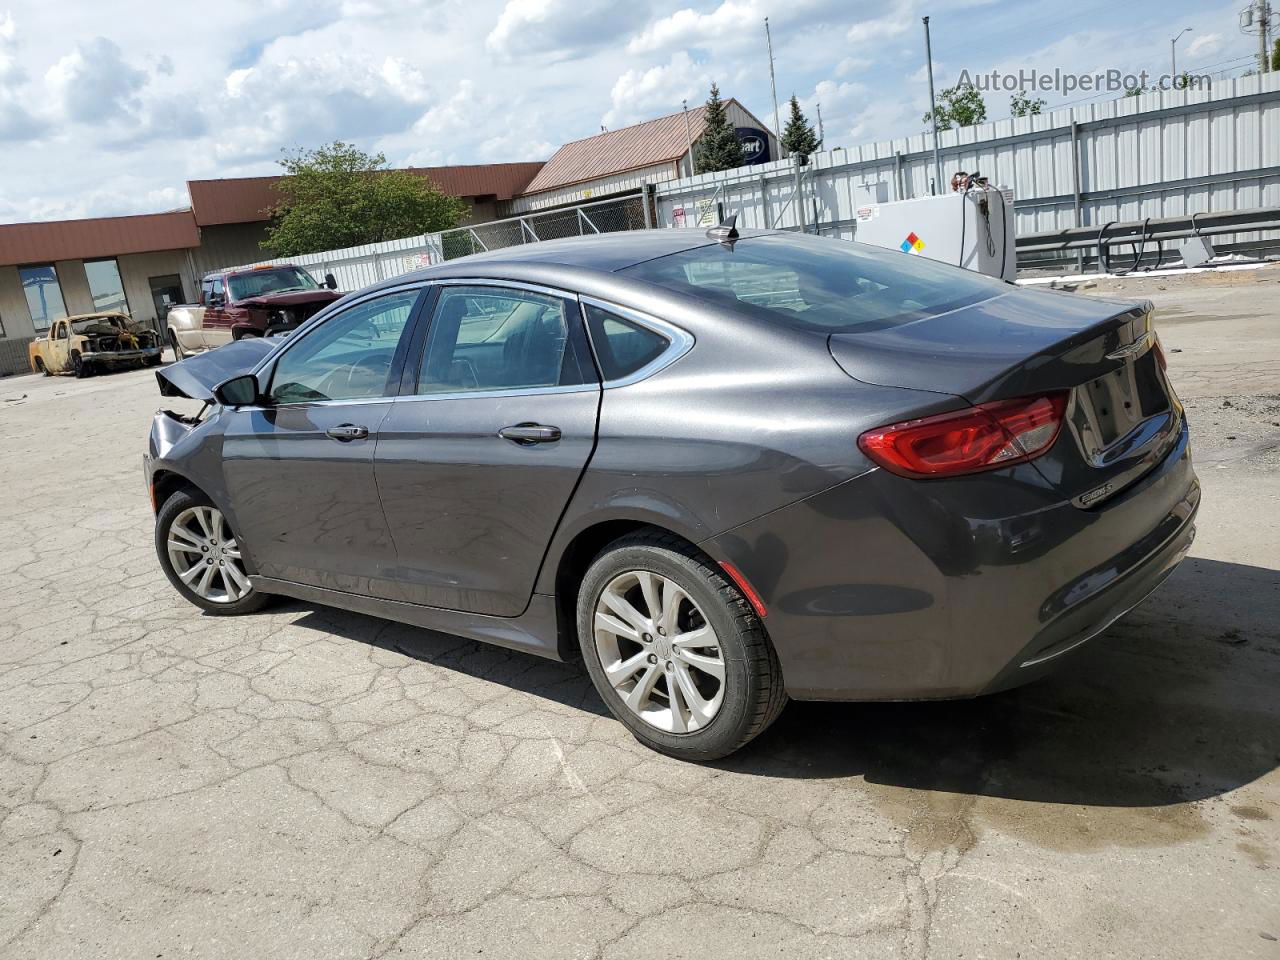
199 264 341 346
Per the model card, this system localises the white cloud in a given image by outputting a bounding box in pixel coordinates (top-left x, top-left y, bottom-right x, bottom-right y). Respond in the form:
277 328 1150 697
626 0 759 54
1185 33 1222 60
487 0 648 60
45 37 147 124
603 51 711 128
219 52 432 161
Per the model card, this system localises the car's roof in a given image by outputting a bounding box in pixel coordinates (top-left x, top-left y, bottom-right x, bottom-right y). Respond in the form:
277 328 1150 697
65 312 129 321
417 228 782 278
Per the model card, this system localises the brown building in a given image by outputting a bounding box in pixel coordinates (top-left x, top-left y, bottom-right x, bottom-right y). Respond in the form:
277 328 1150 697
0 163 544 375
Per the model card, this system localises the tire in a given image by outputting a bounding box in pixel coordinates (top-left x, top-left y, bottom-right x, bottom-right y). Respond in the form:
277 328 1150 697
72 353 91 378
155 488 269 616
576 530 786 761
168 330 185 361
34 358 49 377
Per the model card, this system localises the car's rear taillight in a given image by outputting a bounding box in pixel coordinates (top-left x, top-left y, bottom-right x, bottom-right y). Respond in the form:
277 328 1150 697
858 393 1068 478
1152 334 1168 371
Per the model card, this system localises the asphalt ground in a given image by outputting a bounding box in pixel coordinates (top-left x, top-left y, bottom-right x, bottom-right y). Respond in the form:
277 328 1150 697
1 265 1277 959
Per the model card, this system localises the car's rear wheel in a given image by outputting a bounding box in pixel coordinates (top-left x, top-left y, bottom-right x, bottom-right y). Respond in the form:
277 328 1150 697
34 357 48 377
168 330 186 361
155 489 268 615
577 530 786 761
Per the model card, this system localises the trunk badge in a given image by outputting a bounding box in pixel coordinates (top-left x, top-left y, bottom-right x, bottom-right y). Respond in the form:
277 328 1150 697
1106 332 1153 361
1079 482 1115 506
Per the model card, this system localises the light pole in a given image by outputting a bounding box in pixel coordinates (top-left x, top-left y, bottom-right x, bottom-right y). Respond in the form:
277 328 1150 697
1171 27 1192 85
923 16 943 195
682 99 695 177
765 17 783 155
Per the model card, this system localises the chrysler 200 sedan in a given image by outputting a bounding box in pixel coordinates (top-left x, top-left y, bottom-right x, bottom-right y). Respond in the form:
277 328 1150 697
145 229 1199 760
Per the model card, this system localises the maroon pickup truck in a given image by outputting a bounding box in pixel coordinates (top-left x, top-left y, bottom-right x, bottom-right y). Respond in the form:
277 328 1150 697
199 264 343 342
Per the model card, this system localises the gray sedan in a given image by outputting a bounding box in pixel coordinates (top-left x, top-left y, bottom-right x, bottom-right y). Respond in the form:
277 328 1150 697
145 229 1199 760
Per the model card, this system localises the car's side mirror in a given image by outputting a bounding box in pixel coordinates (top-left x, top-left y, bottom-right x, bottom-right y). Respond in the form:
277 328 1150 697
213 374 262 408
324 273 338 290
208 294 225 307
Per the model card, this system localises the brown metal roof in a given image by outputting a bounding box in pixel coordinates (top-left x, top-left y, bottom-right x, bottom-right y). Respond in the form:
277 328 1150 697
521 104 725 196
188 162 546 226
0 210 200 266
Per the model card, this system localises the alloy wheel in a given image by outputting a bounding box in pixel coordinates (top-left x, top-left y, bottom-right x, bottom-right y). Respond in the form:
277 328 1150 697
166 505 251 603
593 570 726 733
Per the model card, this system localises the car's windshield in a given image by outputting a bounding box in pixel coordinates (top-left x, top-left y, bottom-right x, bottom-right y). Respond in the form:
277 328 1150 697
71 316 125 334
620 233 1008 333
226 267 319 301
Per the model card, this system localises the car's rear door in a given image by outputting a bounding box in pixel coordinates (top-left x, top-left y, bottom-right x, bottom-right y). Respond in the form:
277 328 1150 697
219 285 425 591
373 281 601 616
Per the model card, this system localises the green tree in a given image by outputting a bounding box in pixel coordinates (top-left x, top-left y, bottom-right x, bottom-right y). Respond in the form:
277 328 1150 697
262 141 468 256
1271 37 1279 72
923 81 987 131
781 94 822 157
694 83 746 174
1010 91 1046 117
1124 84 1147 97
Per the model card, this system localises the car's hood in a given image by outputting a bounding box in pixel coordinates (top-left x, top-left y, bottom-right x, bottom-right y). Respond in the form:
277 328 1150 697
239 290 341 308
155 337 276 401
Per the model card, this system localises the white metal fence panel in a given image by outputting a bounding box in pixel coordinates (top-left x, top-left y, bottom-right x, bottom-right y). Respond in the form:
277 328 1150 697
655 73 1280 267
227 75 1280 286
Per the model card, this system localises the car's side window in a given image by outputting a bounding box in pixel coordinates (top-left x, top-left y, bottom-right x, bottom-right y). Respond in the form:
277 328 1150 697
582 304 671 381
415 286 592 395
267 289 420 405
54 322 68 340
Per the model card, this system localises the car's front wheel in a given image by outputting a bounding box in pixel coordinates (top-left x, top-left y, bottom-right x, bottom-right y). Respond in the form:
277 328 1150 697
577 530 786 761
155 489 268 615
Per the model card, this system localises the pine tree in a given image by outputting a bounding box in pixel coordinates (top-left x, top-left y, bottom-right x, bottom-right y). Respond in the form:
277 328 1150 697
781 95 822 158
694 83 746 174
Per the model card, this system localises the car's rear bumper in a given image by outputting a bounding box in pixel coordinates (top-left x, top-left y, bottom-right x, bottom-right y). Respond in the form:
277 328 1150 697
705 421 1199 701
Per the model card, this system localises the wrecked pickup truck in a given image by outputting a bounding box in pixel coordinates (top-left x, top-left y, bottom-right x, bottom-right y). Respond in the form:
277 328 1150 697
165 264 340 359
29 312 163 378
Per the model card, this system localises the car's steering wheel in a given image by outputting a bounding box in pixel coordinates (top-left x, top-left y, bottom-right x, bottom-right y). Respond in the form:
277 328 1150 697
315 352 392 399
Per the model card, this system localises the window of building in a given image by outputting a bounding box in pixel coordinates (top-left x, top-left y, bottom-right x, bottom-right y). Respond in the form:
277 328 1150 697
19 265 68 332
582 304 670 381
84 259 130 314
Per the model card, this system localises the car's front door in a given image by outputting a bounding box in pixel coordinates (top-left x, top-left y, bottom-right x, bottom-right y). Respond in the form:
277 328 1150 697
219 286 424 592
48 320 71 372
202 276 233 349
374 282 601 615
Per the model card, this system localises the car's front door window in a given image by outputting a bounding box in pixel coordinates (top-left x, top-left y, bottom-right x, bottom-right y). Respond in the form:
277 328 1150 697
416 286 591 394
268 289 419 404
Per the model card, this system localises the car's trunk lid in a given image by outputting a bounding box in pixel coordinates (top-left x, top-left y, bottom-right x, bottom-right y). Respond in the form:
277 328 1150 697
828 287 1183 506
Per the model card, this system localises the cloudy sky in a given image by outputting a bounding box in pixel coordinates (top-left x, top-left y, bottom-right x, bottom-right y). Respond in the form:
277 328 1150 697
0 0 1258 223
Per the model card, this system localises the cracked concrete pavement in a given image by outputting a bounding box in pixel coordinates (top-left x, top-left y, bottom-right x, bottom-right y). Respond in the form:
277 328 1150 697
1 267 1278 959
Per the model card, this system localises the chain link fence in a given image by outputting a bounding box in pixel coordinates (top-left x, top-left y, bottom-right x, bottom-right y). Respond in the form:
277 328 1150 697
225 194 654 288
438 194 650 260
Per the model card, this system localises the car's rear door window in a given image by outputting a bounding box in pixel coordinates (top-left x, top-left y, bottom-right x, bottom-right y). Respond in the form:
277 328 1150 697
415 286 593 394
621 233 1007 333
582 304 671 381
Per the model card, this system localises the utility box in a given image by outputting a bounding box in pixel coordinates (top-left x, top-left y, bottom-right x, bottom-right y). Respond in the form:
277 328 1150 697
1178 235 1215 269
852 189 1017 281
855 181 891 205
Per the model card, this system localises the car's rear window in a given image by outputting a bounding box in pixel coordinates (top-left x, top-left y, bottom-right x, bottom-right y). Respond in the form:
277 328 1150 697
620 233 1007 333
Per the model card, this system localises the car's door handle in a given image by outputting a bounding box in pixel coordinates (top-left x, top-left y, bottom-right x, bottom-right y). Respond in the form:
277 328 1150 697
498 423 561 444
326 423 369 442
